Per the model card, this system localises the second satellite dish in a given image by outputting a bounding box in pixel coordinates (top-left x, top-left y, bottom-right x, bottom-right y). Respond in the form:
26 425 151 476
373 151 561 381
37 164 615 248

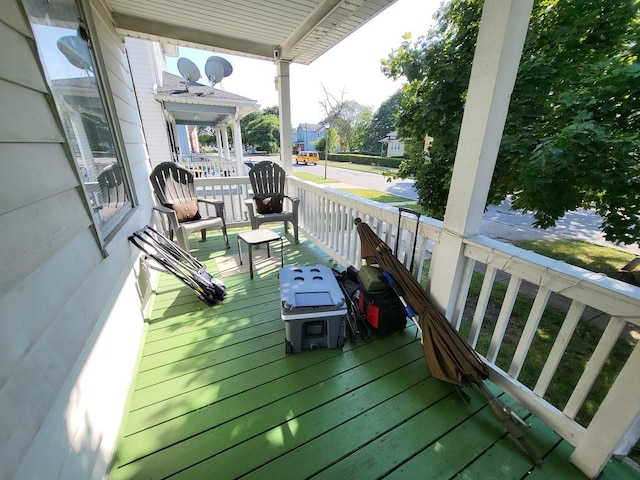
177 57 201 83
209 56 233 77
205 56 233 85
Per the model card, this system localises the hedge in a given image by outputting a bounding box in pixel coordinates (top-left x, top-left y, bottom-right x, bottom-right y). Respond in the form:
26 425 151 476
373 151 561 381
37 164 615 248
325 153 404 168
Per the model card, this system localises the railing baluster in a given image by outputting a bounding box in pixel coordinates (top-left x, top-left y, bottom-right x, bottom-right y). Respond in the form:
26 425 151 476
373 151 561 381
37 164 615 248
534 300 585 397
509 286 551 379
486 275 522 363
468 265 497 348
564 316 627 419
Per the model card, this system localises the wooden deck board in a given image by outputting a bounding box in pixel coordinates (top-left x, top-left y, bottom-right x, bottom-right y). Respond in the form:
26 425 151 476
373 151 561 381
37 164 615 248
108 228 605 480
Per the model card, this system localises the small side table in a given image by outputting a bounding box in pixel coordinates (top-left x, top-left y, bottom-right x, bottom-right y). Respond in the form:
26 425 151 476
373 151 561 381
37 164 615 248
237 229 284 279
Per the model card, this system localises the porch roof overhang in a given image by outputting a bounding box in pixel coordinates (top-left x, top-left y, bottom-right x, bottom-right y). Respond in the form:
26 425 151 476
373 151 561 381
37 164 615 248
157 101 235 127
154 72 260 126
105 0 398 65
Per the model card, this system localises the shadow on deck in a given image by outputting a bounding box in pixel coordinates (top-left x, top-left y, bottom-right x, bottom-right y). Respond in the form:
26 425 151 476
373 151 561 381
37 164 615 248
109 227 633 479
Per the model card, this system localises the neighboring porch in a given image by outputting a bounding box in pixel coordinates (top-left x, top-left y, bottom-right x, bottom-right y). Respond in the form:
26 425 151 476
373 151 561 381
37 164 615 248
109 227 628 480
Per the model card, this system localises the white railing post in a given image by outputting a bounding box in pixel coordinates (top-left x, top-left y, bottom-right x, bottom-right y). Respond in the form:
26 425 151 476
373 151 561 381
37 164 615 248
429 0 534 318
570 342 640 478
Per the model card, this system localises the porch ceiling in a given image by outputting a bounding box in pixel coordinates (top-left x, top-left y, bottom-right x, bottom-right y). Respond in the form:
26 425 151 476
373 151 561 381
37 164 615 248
105 0 397 64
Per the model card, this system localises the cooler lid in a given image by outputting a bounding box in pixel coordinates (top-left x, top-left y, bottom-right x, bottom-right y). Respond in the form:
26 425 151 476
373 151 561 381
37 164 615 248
280 265 346 311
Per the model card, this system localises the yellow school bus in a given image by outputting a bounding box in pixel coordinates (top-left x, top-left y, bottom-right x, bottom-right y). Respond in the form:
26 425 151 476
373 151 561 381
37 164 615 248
295 151 319 165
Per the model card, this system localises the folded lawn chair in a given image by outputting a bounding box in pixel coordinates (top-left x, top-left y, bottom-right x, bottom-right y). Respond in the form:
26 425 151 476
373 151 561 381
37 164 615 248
355 217 541 465
129 225 226 306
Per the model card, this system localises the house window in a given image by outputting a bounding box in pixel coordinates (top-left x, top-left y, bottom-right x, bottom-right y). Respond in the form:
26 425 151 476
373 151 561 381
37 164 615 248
24 0 132 240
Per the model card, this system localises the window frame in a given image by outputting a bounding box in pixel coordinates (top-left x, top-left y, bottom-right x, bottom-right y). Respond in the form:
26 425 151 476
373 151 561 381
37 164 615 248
25 0 137 249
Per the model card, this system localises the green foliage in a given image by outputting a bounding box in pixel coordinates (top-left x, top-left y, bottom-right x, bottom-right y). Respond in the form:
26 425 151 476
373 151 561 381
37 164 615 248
382 0 481 219
327 153 402 168
383 0 640 245
244 114 280 153
262 105 279 116
362 90 403 153
314 128 339 154
313 135 327 153
238 106 281 153
196 126 216 147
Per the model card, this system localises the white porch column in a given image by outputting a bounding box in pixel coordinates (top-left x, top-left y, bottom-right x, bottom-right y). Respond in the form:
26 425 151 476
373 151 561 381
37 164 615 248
276 60 293 174
215 127 223 159
233 116 244 174
222 123 231 160
428 0 534 317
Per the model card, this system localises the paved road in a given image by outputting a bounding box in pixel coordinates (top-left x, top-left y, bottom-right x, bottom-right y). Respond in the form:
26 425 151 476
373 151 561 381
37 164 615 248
288 160 640 256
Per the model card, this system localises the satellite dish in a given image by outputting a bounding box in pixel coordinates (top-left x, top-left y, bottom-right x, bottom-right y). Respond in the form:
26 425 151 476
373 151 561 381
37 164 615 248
204 57 225 85
207 56 233 78
177 57 201 83
57 36 93 72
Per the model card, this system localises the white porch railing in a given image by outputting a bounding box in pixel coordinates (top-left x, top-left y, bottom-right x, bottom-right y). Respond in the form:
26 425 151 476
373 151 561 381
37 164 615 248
195 174 640 478
178 154 242 177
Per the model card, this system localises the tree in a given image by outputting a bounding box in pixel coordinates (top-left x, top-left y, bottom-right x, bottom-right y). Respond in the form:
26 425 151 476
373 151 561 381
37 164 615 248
318 85 372 151
362 90 403 153
243 114 280 153
197 125 216 148
239 106 281 152
312 127 338 154
383 0 640 245
262 105 279 117
334 100 373 151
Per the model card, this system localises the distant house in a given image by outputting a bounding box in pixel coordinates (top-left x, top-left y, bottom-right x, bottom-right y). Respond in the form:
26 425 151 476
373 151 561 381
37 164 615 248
292 123 327 152
379 131 405 157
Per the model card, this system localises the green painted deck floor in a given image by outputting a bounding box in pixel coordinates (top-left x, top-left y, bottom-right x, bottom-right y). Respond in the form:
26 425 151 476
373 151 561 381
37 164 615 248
109 228 636 479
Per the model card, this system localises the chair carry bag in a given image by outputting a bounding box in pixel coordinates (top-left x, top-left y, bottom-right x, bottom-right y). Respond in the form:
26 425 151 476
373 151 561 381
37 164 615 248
357 280 407 334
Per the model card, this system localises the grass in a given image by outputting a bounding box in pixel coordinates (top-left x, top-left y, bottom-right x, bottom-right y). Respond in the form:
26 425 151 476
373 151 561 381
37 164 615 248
340 188 412 203
512 239 637 284
308 159 398 174
291 172 414 203
292 172 338 184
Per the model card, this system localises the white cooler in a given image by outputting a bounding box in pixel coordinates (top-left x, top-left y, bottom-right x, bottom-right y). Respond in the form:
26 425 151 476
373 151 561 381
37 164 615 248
279 265 347 353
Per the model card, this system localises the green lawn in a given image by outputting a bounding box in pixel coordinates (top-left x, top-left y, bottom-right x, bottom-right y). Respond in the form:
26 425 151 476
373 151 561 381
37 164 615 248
512 239 637 284
291 172 413 203
340 188 412 203
292 172 338 184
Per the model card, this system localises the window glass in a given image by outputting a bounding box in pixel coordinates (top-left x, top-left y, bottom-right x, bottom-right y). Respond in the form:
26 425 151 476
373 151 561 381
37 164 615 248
24 0 131 238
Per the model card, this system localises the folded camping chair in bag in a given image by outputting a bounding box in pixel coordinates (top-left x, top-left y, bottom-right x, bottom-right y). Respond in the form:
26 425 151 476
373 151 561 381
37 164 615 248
129 225 226 306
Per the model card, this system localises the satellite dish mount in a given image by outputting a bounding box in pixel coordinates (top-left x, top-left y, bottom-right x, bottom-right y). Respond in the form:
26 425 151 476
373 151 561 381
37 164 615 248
177 57 201 92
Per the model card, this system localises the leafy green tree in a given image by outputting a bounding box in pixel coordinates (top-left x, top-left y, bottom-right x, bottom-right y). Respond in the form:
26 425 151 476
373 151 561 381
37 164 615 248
244 114 280 153
383 0 640 245
333 100 372 151
313 127 338 154
239 111 261 132
197 125 216 148
262 105 279 116
362 90 403 153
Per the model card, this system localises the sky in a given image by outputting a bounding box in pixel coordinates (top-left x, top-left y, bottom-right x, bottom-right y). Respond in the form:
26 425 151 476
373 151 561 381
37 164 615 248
166 0 441 126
